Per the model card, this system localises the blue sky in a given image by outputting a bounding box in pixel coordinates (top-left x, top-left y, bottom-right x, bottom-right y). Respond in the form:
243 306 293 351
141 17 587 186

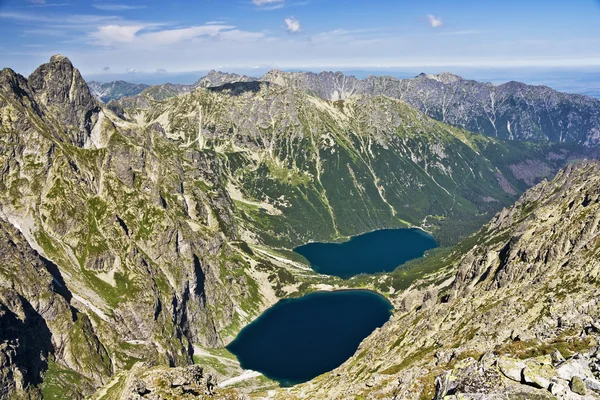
1 0 600 80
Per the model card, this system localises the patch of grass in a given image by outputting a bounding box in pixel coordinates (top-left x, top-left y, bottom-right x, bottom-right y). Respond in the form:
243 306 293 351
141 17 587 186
494 334 597 360
41 361 95 400
380 345 437 375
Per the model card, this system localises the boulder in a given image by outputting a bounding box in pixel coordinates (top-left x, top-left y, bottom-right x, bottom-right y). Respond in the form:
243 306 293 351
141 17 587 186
557 358 593 381
522 363 555 389
585 377 600 394
498 357 526 382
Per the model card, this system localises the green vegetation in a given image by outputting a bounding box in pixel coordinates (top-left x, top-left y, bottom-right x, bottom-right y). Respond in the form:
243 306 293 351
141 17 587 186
41 361 95 400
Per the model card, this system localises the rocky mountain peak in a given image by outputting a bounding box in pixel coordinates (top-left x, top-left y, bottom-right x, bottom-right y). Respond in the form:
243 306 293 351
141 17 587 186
194 70 256 88
416 72 464 84
28 54 100 147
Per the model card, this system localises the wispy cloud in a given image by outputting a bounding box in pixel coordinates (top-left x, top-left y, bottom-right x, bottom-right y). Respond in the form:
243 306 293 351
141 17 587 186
253 0 285 10
0 11 121 25
285 17 300 33
91 24 146 44
27 2 71 7
93 4 148 11
427 14 443 28
439 30 489 36
90 23 265 47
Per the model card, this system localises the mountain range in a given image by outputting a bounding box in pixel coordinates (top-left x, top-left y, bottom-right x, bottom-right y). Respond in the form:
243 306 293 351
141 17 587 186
93 69 600 146
1 55 600 399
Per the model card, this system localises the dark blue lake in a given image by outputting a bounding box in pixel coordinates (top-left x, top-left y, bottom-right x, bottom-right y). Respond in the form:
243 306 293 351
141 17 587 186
294 228 438 279
226 290 392 386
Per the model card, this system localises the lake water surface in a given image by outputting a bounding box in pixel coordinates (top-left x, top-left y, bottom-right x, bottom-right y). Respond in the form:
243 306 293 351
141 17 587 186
294 228 438 279
226 290 392 386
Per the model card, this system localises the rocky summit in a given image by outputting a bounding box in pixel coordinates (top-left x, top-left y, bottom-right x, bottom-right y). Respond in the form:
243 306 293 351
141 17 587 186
1 55 600 400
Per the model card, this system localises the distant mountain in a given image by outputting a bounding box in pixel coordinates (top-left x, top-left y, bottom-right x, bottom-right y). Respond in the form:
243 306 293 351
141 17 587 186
194 70 257 88
98 69 600 146
87 80 149 103
262 70 600 146
89 71 257 104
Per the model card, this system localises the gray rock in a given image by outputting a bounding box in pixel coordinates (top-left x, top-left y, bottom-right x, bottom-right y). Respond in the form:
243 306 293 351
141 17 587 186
552 350 567 365
585 377 600 393
522 363 555 389
498 357 526 382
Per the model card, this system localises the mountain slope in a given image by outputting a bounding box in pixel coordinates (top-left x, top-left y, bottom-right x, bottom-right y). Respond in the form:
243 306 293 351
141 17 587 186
286 162 600 399
112 79 597 247
0 56 317 398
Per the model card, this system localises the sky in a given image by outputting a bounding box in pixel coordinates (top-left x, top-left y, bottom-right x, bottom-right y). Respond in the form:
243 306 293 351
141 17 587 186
1 0 600 84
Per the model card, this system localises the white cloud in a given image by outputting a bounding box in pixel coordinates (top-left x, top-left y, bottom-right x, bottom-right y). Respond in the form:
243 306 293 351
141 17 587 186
28 0 46 4
427 14 443 28
91 24 146 44
93 4 148 11
285 17 300 33
90 23 264 46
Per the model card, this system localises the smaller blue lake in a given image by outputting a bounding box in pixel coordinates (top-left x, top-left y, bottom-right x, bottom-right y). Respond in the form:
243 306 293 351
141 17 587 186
294 228 438 279
226 290 392 386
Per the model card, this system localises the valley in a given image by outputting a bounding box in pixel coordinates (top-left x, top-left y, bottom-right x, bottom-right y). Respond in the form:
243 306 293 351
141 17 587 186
1 54 600 400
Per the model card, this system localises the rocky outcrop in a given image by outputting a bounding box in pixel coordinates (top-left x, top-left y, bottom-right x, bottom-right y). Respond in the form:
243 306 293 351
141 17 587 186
194 70 257 88
433 350 600 399
28 54 101 147
96 363 243 400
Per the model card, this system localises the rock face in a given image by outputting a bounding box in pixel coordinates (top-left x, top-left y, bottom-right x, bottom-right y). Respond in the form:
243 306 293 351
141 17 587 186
0 56 282 398
0 218 112 399
288 162 600 399
28 54 101 147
